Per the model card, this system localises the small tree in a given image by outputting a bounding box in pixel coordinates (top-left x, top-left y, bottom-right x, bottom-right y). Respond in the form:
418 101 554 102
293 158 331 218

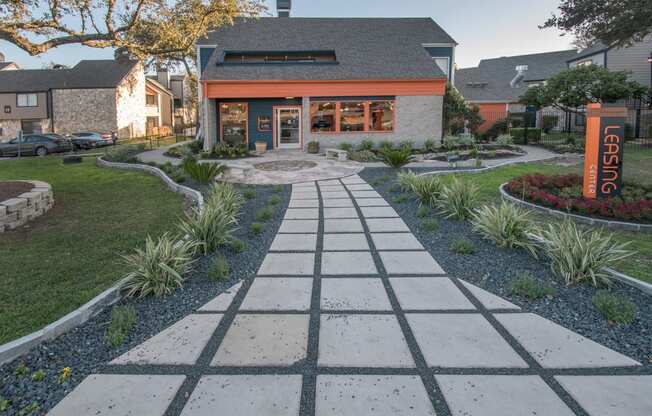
443 84 484 135
519 66 647 113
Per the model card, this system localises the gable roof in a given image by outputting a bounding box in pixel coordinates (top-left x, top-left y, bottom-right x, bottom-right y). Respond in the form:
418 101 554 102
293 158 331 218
0 60 140 93
456 49 578 103
567 43 608 63
145 77 173 96
198 17 456 81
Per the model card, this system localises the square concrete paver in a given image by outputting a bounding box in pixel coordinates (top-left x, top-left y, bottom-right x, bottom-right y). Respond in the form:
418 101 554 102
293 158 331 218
459 280 520 310
321 191 350 199
318 314 415 367
379 251 445 275
495 313 640 368
355 198 390 207
315 375 435 416
291 191 319 200
390 278 475 310
370 233 424 250
365 218 410 232
212 314 309 366
436 375 574 416
293 182 316 188
324 218 363 233
321 278 392 311
319 179 342 186
323 233 369 251
352 190 382 198
198 281 243 312
258 253 315 275
322 198 354 208
319 185 346 192
48 374 186 416
241 278 313 311
323 207 359 219
555 376 652 416
321 251 377 275
292 185 317 192
289 199 320 208
340 176 365 184
360 206 399 218
278 219 318 233
112 314 222 365
285 208 319 220
270 234 317 251
407 314 528 368
344 184 373 191
181 375 302 416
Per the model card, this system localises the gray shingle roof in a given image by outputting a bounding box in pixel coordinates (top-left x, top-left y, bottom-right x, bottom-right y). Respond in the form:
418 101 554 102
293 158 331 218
455 49 578 103
0 60 139 93
198 17 456 81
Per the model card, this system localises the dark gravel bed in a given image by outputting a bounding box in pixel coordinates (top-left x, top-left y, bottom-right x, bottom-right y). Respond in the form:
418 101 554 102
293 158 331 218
0 182 289 415
359 167 651 367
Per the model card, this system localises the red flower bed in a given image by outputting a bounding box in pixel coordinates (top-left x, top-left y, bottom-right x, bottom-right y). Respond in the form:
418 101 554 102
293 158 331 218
506 174 652 223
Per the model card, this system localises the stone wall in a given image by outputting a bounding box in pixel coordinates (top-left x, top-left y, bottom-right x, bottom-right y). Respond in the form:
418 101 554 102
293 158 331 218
116 63 146 138
301 95 443 150
0 180 53 232
52 88 117 134
0 119 21 142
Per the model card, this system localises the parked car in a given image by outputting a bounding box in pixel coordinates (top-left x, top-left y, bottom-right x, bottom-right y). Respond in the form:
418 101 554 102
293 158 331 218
0 134 73 157
70 132 116 149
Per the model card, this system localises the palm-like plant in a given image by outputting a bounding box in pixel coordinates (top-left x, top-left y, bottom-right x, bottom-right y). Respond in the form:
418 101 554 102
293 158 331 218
437 177 480 220
379 148 414 169
121 233 196 298
471 201 538 256
183 156 225 184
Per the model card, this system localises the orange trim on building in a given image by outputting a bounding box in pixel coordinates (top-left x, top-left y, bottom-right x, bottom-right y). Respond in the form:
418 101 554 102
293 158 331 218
204 78 446 99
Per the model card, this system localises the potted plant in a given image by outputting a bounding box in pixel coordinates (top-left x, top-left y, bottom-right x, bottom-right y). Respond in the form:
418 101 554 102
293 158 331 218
255 140 267 154
307 140 319 154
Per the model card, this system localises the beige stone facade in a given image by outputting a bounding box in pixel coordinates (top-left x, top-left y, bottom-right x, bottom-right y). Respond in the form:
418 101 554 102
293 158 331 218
116 65 146 138
52 88 117 134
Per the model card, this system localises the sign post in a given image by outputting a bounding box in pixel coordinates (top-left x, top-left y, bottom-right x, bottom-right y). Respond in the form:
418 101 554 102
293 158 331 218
582 103 627 199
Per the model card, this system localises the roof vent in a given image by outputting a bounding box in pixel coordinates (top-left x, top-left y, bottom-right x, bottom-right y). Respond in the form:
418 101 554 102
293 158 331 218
510 65 528 88
277 0 291 17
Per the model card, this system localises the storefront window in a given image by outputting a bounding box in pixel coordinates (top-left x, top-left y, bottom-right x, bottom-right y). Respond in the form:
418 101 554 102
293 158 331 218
220 103 248 145
340 101 365 132
310 102 336 132
369 101 394 131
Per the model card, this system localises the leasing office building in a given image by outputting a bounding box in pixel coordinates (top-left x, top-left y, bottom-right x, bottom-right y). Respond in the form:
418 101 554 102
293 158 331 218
196 3 456 151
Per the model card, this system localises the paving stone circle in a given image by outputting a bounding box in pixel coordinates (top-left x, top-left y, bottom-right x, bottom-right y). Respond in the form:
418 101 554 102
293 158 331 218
51 176 649 416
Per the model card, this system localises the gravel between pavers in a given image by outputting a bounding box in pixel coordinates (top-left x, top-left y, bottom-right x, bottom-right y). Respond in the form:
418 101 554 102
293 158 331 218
0 182 289 415
359 167 651 367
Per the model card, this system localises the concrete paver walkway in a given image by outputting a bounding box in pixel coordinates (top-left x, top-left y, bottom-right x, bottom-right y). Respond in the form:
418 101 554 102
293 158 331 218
48 175 651 416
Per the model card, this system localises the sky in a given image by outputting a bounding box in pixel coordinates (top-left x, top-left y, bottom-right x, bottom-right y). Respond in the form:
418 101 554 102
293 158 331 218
0 0 575 70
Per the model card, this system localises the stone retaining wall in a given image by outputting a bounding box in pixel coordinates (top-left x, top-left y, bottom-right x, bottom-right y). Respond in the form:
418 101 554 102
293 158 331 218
0 180 53 233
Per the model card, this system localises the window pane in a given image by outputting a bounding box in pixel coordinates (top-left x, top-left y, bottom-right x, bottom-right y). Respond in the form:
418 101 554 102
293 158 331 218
310 102 335 132
434 57 449 77
369 101 394 131
146 95 157 106
340 102 365 132
28 94 37 106
17 94 27 107
220 103 247 145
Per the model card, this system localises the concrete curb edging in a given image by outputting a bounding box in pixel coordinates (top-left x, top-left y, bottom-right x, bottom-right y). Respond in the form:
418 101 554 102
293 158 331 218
0 158 204 365
416 154 563 177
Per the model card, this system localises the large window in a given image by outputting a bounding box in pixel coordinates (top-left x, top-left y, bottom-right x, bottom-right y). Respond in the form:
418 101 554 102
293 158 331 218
220 103 248 145
432 57 450 79
310 100 395 133
146 94 157 106
310 102 336 132
17 93 38 107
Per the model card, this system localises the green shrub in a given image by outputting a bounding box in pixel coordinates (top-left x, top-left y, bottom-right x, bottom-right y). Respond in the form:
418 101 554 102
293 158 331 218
105 305 137 348
121 233 196 298
379 148 414 168
535 221 634 287
388 183 402 193
211 143 248 158
422 218 439 232
423 139 437 152
399 140 415 152
378 140 394 152
542 115 560 133
393 194 410 204
449 238 476 255
307 140 320 154
14 362 28 377
183 157 225 184
272 185 283 194
409 175 442 207
255 206 275 222
357 139 375 151
208 254 230 280
104 144 146 163
511 128 542 144
31 369 46 382
495 134 514 146
0 396 10 411
243 188 256 200
443 135 475 149
592 290 636 325
348 150 377 162
17 402 39 415
179 203 237 255
206 182 243 222
251 222 264 235
510 273 556 299
416 205 430 218
228 238 247 253
437 177 480 220
471 202 538 256
397 170 419 192
338 142 354 152
483 119 509 140
269 195 281 205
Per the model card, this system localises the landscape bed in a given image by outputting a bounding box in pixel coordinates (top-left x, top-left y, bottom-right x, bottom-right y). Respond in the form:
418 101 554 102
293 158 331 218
0 167 289 414
359 166 651 368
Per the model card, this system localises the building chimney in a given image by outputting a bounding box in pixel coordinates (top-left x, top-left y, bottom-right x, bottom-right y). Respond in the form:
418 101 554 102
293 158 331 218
277 0 291 17
157 66 170 89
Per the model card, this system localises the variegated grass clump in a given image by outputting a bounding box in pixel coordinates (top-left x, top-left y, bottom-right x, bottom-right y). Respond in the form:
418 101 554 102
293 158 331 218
535 221 634 287
471 201 538 256
410 175 442 207
121 233 196 298
437 177 480 220
206 182 244 222
397 170 419 192
179 202 238 255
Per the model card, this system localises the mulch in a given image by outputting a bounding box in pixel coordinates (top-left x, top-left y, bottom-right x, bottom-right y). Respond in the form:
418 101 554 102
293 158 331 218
0 181 33 202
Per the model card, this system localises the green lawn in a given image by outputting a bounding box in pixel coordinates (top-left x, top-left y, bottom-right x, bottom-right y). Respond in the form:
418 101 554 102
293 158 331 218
0 157 184 344
441 156 652 283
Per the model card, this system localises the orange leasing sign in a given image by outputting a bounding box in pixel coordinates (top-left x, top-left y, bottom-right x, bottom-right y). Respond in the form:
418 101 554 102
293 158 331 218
582 103 627 199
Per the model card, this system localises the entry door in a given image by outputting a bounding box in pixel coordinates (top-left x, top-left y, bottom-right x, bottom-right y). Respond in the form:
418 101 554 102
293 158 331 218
276 107 301 149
